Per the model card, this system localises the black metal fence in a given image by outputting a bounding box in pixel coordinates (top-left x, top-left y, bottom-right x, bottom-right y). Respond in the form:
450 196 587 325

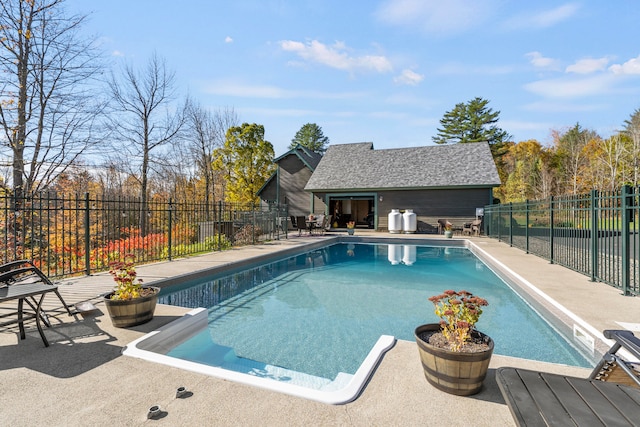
0 193 288 278
484 186 639 296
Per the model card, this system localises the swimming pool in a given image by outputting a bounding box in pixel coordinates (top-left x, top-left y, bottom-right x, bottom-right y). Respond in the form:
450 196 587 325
123 237 599 404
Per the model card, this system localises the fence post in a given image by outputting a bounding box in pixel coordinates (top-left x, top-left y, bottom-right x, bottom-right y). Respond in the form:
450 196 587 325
495 206 500 241
550 196 555 264
590 190 598 282
525 200 530 254
509 203 513 247
273 203 279 241
621 185 631 295
252 203 256 245
84 193 91 275
168 198 173 261
218 200 222 251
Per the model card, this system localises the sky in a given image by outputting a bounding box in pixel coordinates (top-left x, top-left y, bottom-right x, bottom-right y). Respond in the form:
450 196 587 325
64 0 640 156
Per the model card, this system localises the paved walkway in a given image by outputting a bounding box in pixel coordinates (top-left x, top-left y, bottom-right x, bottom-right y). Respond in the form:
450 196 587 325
1 232 639 426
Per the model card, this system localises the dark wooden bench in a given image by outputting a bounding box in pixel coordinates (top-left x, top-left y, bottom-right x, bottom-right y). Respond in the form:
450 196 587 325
0 260 72 347
496 330 640 426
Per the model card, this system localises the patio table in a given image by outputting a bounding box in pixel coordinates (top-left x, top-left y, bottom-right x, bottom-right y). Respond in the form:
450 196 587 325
306 219 324 235
0 282 62 347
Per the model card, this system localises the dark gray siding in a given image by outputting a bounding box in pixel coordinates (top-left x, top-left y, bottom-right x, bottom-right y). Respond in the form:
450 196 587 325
378 188 491 232
261 155 325 217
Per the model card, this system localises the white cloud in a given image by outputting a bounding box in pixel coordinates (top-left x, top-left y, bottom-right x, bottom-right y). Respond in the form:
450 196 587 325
524 74 617 98
225 36 233 43
369 111 410 120
203 80 366 99
526 51 560 70
112 50 125 57
394 69 424 85
435 62 514 75
609 55 640 75
375 0 494 36
566 57 610 74
523 101 605 113
505 3 580 30
279 40 393 73
529 3 580 27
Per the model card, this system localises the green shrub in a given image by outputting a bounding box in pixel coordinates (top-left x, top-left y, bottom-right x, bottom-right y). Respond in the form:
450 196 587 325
205 234 232 250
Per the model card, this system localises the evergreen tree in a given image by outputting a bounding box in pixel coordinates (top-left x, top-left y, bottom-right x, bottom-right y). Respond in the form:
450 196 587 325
432 97 511 146
289 123 329 153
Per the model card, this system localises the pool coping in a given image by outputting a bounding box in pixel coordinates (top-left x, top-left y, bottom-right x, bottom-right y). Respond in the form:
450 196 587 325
121 236 613 404
123 307 397 405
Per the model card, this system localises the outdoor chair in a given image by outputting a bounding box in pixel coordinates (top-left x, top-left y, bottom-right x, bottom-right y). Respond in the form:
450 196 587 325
496 329 640 426
317 215 331 235
462 222 473 236
0 260 73 346
295 216 308 236
312 214 325 235
462 219 483 236
471 219 482 236
437 219 448 234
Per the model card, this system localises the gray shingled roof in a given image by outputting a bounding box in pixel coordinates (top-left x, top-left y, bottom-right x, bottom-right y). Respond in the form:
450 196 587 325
304 142 500 191
274 144 323 170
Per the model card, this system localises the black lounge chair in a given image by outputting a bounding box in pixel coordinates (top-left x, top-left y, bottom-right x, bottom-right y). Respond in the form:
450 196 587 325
0 260 72 346
496 329 640 426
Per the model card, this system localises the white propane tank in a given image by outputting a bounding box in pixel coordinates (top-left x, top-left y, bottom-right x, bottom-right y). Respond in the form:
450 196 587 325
402 209 417 233
388 209 402 233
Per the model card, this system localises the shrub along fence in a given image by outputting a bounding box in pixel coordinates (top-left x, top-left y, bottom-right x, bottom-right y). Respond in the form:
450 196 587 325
484 186 639 296
0 193 288 278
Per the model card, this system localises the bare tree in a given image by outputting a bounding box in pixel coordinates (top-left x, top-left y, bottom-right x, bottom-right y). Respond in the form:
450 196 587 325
0 0 106 200
622 109 640 187
107 53 184 235
183 99 237 209
553 124 597 195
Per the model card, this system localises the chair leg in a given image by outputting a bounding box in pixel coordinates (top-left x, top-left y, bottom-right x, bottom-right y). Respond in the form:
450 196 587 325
54 288 73 315
34 293 49 347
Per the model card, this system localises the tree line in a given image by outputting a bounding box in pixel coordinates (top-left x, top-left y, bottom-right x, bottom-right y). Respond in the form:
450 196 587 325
432 98 640 203
2 0 638 214
0 0 334 213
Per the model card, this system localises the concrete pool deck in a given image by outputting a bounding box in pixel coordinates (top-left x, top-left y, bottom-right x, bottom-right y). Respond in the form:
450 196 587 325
1 232 639 426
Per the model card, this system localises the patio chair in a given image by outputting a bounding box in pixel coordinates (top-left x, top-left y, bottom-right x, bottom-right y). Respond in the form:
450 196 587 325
295 216 308 236
462 222 473 236
0 260 73 346
471 219 482 236
317 215 331 235
496 329 640 427
462 219 483 236
437 219 448 234
312 214 325 235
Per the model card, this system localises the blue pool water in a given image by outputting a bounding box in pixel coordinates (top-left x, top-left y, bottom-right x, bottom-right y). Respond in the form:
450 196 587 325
159 243 592 382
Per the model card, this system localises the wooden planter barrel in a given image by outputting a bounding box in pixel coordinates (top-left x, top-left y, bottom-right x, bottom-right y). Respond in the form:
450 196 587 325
415 323 494 396
104 287 160 328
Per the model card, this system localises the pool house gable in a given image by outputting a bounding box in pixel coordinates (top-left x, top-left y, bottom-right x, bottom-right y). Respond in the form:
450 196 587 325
257 144 325 216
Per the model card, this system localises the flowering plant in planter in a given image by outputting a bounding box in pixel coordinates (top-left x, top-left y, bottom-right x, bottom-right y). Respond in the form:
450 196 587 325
428 290 488 351
108 254 144 300
104 254 159 328
346 221 356 229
